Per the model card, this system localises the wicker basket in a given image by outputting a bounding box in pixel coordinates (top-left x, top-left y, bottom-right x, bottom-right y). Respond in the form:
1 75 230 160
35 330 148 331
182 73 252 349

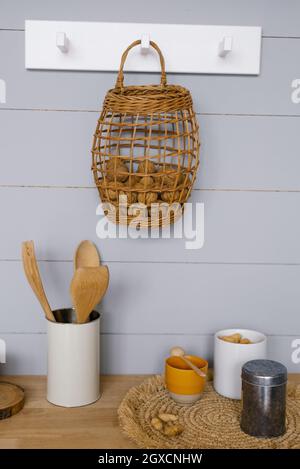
91 40 200 227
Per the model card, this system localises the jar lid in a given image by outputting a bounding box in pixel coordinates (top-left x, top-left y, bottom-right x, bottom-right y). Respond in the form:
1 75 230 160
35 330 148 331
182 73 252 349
242 359 287 386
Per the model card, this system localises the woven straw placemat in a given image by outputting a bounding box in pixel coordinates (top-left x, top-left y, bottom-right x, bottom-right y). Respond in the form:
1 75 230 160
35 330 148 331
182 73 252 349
118 375 300 449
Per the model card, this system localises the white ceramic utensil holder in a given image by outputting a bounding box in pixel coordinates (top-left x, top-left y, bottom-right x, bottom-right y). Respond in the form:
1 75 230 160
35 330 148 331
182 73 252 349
47 309 100 407
214 328 267 400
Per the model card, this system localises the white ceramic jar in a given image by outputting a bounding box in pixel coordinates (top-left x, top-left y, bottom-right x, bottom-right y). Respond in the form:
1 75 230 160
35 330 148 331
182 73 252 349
47 309 100 407
214 328 267 400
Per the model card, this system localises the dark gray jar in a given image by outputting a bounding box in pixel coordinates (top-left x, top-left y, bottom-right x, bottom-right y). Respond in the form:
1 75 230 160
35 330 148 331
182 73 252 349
240 359 287 438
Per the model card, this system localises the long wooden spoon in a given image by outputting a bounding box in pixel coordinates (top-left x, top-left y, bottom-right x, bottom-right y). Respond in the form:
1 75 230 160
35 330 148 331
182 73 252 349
22 241 56 322
70 266 109 324
170 346 206 378
74 240 100 271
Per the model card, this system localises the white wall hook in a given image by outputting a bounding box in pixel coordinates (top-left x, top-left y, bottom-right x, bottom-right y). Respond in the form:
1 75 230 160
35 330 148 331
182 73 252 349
218 36 232 57
26 21 262 75
141 33 150 53
56 31 69 53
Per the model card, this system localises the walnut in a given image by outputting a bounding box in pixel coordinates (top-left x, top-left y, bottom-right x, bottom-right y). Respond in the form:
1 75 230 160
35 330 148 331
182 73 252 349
136 160 156 175
102 182 120 201
137 191 158 205
163 173 185 188
106 159 129 182
161 190 180 203
124 175 140 187
139 176 154 188
119 190 138 204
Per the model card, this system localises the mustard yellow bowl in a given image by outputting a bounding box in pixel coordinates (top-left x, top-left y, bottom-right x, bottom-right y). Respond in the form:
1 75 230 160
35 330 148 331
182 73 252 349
165 355 208 405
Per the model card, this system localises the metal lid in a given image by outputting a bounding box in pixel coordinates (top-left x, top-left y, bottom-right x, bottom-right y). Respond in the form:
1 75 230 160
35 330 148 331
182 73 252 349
242 359 287 386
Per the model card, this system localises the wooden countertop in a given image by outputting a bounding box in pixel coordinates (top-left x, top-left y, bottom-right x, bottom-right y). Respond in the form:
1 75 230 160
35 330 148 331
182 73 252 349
0 374 299 449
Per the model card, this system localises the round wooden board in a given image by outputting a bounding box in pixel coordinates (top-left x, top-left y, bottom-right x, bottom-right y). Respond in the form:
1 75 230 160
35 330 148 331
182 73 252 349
0 382 25 419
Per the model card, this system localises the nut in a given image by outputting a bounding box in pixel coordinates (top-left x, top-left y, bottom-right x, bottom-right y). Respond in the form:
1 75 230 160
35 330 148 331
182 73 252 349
219 333 242 343
106 159 129 182
119 190 138 204
158 413 178 423
139 176 154 188
149 201 169 218
150 413 183 438
219 333 253 344
124 175 140 187
163 173 185 188
151 417 163 431
137 191 158 205
161 190 180 203
177 188 189 202
137 160 156 175
240 338 252 344
135 181 158 205
163 422 184 437
102 182 121 201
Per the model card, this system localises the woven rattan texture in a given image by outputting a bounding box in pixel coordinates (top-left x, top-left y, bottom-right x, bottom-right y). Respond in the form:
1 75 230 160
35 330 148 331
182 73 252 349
91 40 200 227
118 375 300 449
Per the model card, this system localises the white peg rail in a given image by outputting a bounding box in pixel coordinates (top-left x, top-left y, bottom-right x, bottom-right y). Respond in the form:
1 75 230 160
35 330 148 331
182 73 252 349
25 21 262 75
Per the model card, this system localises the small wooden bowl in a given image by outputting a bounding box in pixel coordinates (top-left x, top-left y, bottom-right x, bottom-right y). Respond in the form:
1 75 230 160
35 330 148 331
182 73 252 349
0 381 25 419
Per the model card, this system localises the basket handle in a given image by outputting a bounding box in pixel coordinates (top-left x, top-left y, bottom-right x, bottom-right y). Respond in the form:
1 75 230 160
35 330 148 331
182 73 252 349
115 40 167 90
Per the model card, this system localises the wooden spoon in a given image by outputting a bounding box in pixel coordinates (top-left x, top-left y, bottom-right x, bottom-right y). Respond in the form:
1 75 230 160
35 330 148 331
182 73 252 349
74 240 100 271
170 346 206 378
21 241 56 322
70 266 109 324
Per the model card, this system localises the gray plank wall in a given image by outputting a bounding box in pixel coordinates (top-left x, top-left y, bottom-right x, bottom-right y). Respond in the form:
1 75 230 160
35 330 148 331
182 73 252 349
1 0 300 374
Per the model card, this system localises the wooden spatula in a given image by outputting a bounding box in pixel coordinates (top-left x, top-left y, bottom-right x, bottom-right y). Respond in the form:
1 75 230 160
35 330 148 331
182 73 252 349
21 241 56 322
74 240 100 271
70 266 109 324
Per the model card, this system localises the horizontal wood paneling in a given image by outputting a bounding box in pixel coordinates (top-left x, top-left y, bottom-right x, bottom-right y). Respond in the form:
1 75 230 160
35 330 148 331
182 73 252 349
1 2 299 376
0 187 299 263
0 110 96 187
1 333 299 374
1 0 300 37
1 261 300 335
1 32 300 115
1 110 300 190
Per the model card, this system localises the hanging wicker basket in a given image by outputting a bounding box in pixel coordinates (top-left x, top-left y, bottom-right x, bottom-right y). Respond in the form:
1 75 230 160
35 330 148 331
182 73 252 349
91 40 200 227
